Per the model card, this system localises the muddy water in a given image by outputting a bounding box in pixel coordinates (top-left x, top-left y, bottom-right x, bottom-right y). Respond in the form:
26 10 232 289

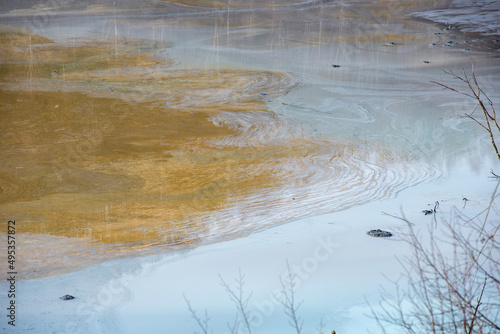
0 0 499 279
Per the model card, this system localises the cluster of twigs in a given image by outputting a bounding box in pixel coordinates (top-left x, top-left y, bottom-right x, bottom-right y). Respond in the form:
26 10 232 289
431 69 500 161
184 264 306 334
371 204 500 333
371 70 500 333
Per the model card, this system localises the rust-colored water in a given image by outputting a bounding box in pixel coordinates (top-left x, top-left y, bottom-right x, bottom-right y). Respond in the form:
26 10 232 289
0 0 452 279
0 27 302 279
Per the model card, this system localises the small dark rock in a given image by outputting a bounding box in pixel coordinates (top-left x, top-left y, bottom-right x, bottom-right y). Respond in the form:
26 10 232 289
332 64 341 68
60 295 75 301
423 210 434 215
443 41 459 47
367 229 393 238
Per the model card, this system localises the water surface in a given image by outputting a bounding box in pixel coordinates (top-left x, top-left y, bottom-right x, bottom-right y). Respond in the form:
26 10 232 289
1 0 499 279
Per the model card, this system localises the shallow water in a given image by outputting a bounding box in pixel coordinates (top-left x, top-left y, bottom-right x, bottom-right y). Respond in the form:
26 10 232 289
1 0 499 280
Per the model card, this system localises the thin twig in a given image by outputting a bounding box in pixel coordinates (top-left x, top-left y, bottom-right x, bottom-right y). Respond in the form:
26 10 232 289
276 261 303 334
184 294 211 334
220 269 253 334
467 276 487 334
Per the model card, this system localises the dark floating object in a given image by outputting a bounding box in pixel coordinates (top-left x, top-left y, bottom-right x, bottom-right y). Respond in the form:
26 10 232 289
332 64 341 68
423 60 431 64
367 229 393 238
423 201 440 215
60 295 75 301
444 40 459 46
462 196 469 209
385 41 395 45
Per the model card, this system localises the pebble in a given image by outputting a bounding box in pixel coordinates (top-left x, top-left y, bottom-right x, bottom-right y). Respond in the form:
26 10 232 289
367 229 393 238
60 295 75 300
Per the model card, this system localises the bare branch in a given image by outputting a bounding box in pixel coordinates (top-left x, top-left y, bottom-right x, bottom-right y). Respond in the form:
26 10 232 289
220 269 253 334
184 294 211 334
467 276 487 334
433 69 500 160
227 313 240 334
374 195 500 333
276 261 304 334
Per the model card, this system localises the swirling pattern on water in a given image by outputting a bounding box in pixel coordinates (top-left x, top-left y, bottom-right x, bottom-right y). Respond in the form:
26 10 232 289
192 109 440 240
0 30 440 279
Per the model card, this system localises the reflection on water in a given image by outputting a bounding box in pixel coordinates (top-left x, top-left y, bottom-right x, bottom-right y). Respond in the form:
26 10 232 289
0 0 497 279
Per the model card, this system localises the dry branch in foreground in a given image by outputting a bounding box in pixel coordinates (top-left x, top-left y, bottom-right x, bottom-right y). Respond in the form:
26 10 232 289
432 69 500 161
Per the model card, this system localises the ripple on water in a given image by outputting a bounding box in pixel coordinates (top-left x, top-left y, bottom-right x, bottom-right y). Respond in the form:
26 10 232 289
199 110 440 240
0 30 439 279
159 0 327 9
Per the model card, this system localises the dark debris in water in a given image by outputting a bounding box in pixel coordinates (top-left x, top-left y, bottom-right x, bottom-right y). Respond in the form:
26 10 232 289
423 201 439 215
60 295 75 301
367 229 393 238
